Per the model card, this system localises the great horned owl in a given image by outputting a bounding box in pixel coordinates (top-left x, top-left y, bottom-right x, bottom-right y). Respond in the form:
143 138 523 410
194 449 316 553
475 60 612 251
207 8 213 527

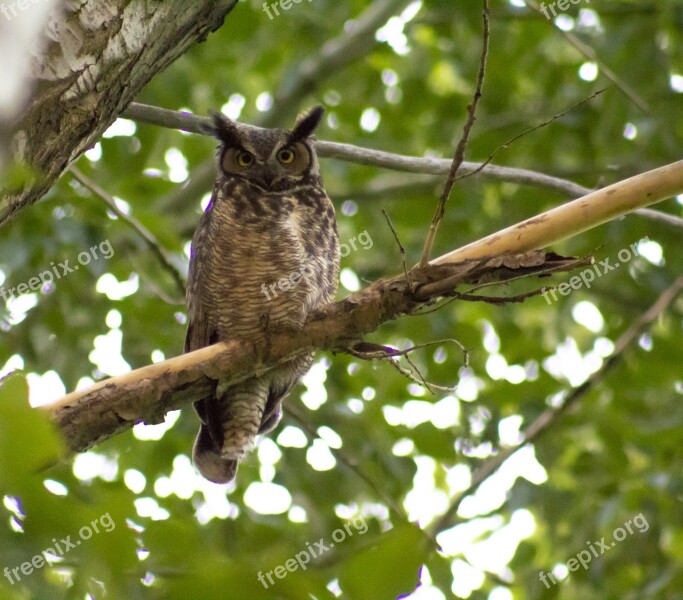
185 106 340 484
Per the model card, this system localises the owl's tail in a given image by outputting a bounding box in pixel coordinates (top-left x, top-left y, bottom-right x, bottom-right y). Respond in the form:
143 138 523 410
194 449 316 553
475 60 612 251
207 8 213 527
192 424 238 484
192 379 269 484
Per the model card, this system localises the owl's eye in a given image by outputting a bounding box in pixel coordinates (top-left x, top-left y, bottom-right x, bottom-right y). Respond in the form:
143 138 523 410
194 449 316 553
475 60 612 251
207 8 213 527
237 151 254 167
277 147 295 164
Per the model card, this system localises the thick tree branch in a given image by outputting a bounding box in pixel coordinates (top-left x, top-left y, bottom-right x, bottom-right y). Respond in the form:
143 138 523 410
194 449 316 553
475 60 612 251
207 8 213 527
0 1 238 227
44 160 683 452
435 159 683 264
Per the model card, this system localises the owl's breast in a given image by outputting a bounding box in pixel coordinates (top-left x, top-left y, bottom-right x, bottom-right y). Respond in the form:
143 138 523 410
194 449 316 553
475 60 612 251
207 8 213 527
190 182 339 341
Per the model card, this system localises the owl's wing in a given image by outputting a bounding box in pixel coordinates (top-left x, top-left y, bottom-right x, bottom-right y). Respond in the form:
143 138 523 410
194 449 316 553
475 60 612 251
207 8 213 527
184 196 217 354
184 197 224 447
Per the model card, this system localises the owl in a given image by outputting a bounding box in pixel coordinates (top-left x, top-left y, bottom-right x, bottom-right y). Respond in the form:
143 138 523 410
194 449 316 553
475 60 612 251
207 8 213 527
185 106 340 484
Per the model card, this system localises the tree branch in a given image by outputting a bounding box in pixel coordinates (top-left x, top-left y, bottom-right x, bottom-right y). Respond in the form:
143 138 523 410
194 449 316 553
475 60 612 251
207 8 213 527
122 101 593 197
434 159 683 264
43 159 683 452
70 167 187 299
122 102 683 232
0 1 238 227
420 0 490 266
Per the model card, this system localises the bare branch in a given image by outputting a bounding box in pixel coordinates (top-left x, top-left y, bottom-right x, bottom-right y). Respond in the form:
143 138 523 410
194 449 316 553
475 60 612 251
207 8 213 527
434 159 683 264
122 102 589 196
70 167 187 298
45 252 580 453
455 87 608 186
420 0 490 266
122 102 683 232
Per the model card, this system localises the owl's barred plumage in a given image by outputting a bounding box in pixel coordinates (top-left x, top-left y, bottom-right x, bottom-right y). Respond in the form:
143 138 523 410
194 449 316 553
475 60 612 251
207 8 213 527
185 107 340 483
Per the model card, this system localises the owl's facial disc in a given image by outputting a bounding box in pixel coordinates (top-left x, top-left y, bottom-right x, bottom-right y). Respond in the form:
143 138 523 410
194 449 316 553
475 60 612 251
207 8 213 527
220 141 312 190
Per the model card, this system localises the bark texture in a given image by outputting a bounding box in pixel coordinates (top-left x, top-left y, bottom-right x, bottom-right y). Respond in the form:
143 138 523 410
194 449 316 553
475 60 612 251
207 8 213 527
48 251 583 452
0 0 238 226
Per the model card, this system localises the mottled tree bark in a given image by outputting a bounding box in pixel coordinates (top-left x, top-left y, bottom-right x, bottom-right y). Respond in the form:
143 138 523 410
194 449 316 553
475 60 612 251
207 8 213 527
0 0 238 226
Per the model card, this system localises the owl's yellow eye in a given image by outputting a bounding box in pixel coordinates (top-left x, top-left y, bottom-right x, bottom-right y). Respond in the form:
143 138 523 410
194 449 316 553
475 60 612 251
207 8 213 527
237 151 254 167
277 147 295 164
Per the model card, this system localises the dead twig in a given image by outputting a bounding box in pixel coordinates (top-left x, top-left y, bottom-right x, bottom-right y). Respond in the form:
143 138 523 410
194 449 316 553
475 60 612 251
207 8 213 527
419 0 490 266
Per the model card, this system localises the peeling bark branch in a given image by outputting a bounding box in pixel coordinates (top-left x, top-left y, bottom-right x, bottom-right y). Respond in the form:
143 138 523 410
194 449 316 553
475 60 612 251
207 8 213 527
46 253 577 453
0 0 238 227
435 159 683 264
44 159 683 452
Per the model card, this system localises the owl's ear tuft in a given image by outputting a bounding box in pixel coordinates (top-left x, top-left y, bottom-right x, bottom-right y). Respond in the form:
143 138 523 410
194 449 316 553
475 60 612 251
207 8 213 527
200 111 242 148
287 105 325 144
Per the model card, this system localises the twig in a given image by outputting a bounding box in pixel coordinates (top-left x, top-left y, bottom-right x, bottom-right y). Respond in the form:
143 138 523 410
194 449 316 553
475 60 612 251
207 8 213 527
419 0 490 267
381 208 409 284
69 167 186 298
456 87 609 185
340 339 467 393
430 275 683 535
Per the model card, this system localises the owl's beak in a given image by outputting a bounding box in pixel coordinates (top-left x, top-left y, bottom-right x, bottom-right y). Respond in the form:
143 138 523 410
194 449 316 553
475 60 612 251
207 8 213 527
261 165 286 187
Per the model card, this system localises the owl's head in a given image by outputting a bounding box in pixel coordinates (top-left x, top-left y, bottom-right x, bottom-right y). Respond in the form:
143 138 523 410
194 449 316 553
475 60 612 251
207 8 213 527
201 106 324 192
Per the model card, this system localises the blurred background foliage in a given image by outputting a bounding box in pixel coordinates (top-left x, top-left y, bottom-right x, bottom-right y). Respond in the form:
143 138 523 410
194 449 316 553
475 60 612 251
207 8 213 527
1 0 683 598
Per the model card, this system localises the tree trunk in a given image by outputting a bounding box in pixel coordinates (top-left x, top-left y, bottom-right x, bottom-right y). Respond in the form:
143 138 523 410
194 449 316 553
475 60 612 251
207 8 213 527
0 0 238 227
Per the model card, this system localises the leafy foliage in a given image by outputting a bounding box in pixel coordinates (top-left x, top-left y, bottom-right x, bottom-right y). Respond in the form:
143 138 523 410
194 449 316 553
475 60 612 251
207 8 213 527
1 1 683 599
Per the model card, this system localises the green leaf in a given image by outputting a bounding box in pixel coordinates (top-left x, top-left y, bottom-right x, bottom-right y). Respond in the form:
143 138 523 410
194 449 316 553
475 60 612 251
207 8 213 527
338 523 427 600
0 374 64 492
